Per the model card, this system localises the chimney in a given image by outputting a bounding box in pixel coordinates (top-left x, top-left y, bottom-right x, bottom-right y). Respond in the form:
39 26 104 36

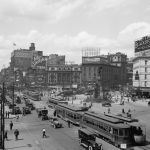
29 43 35 50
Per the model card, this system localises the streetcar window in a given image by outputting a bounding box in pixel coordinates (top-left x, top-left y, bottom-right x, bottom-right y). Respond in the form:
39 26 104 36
113 129 118 135
74 115 76 119
119 130 123 136
124 130 129 136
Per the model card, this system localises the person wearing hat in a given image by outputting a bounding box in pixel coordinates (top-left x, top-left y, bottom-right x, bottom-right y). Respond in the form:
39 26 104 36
14 128 19 140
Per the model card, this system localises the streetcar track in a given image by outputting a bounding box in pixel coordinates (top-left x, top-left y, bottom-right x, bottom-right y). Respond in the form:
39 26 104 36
28 108 80 150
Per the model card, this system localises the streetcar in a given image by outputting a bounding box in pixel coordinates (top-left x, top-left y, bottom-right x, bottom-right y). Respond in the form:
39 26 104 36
22 90 40 101
80 111 146 149
47 98 68 109
55 104 85 125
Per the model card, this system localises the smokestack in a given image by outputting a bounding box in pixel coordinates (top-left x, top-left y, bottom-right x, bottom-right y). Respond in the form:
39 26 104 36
29 43 35 50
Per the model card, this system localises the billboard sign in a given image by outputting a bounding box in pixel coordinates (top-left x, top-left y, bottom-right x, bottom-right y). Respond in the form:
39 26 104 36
47 55 65 66
82 57 108 64
135 35 150 54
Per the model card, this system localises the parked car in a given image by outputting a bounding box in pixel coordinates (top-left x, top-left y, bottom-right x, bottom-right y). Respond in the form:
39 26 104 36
78 128 103 150
14 107 22 114
49 117 63 129
23 107 31 114
27 102 35 110
102 102 111 107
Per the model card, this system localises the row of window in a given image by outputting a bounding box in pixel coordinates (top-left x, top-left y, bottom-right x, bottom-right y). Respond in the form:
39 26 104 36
82 117 129 136
57 108 81 120
48 67 80 71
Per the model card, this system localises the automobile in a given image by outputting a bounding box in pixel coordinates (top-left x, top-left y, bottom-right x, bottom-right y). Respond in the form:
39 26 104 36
27 102 35 110
36 108 44 113
23 107 31 114
14 107 22 115
102 102 111 107
8 103 16 109
49 117 63 129
78 128 103 150
38 109 48 118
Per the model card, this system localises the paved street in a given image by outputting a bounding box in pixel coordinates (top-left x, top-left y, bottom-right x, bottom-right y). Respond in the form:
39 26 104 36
4 94 150 150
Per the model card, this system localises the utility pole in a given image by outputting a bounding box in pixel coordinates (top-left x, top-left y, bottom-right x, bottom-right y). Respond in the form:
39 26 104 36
12 82 14 114
0 82 5 150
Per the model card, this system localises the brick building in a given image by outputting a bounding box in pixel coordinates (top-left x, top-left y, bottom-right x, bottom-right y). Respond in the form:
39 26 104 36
10 43 43 73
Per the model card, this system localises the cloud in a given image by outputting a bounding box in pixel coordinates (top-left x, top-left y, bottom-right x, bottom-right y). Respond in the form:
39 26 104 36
85 0 138 17
0 0 85 23
1 22 150 69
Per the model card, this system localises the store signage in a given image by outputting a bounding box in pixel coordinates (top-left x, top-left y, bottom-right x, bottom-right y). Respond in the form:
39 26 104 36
135 35 150 54
36 75 45 83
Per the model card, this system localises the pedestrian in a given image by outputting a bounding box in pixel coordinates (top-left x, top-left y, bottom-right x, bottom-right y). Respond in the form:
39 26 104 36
4 130 8 140
10 121 13 130
14 129 19 140
6 111 8 118
68 120 71 128
42 128 46 138
16 115 19 122
108 107 110 113
8 111 10 118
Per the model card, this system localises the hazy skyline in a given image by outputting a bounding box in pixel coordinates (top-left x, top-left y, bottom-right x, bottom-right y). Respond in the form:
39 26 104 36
0 0 150 70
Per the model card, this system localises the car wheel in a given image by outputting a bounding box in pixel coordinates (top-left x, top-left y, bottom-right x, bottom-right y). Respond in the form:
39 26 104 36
78 139 81 146
88 146 93 150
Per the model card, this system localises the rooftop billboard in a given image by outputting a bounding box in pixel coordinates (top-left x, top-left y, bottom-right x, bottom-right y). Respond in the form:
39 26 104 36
135 35 150 54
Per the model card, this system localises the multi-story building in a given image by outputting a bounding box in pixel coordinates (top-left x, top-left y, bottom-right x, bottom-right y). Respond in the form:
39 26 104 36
47 64 81 89
10 43 43 73
133 56 150 96
82 58 121 90
107 52 127 89
127 58 134 89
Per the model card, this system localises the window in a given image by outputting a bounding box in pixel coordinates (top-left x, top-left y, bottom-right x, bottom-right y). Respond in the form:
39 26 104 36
145 81 147 87
145 60 148 65
145 68 147 72
119 130 124 136
145 75 147 79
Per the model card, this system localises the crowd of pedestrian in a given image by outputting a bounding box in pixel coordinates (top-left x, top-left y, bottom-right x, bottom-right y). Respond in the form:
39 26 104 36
5 111 10 118
4 121 20 141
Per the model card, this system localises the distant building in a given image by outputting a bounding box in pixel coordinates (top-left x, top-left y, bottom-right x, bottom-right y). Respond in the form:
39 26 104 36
133 56 150 96
10 43 43 73
107 52 127 89
47 64 81 89
127 58 133 88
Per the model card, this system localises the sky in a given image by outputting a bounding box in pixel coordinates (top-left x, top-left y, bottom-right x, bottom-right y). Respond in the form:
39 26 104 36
0 0 150 70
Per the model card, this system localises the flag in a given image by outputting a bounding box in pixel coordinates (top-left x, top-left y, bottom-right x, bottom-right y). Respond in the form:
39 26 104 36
13 43 16 46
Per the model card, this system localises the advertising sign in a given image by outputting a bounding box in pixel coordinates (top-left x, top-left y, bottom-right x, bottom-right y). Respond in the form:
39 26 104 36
32 56 47 67
36 75 45 83
82 57 108 64
135 35 150 53
47 56 65 66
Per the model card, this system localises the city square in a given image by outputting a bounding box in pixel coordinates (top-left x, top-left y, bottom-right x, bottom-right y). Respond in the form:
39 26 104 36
0 1 150 150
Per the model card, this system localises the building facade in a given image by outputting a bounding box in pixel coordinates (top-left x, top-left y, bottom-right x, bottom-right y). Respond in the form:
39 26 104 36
107 52 127 89
133 56 150 95
10 43 43 73
127 58 134 89
47 64 81 89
